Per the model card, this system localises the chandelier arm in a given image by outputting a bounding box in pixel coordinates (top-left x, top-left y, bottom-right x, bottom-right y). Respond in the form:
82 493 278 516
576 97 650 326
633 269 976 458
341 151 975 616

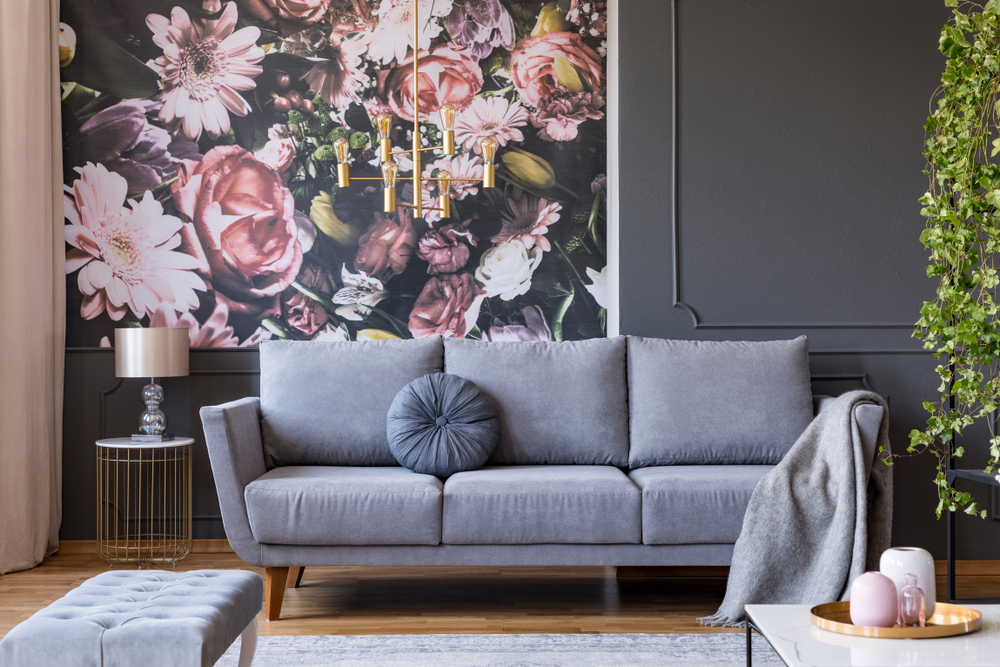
417 145 446 153
396 202 445 213
420 176 483 183
349 176 384 181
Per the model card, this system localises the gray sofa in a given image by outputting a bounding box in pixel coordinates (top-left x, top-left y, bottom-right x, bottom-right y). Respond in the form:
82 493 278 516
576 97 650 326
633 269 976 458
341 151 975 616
200 335 884 620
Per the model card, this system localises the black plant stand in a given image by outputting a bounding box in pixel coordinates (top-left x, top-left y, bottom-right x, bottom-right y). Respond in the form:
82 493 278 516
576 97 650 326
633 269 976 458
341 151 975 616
946 467 1000 604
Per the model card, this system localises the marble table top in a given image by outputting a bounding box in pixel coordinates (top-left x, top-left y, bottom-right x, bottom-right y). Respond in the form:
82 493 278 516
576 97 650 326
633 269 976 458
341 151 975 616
746 603 1000 666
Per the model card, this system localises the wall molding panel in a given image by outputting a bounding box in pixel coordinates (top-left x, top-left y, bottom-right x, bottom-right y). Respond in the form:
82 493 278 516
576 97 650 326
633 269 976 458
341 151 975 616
668 0 915 332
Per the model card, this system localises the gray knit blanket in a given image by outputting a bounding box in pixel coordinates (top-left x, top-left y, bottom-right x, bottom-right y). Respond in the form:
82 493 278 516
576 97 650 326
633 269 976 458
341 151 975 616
699 390 892 627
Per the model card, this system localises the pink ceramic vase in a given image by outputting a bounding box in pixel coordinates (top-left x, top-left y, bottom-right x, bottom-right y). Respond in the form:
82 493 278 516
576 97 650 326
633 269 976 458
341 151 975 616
849 571 898 628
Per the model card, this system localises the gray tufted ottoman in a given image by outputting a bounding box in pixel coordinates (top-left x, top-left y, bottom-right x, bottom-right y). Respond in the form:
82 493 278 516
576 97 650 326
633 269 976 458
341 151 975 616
0 569 262 667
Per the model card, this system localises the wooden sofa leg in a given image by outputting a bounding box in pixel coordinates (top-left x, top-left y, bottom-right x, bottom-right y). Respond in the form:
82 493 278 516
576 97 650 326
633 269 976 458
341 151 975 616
287 567 305 588
265 567 288 621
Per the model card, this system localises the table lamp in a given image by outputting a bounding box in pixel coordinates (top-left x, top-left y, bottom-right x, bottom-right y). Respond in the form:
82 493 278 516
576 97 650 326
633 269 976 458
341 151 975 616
114 327 189 442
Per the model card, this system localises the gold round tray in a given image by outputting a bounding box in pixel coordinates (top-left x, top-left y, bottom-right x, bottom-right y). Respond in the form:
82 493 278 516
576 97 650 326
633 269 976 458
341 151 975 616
810 601 982 638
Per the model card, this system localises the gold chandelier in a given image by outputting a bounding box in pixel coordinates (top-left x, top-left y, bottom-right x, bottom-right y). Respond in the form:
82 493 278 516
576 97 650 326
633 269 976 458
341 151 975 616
329 2 498 219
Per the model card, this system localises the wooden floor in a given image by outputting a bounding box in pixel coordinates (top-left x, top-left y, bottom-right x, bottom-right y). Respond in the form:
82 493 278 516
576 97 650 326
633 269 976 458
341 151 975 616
2 542 998 639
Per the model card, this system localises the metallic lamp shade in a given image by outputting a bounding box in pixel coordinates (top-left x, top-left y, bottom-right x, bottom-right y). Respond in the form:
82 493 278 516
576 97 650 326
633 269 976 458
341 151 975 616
114 328 189 378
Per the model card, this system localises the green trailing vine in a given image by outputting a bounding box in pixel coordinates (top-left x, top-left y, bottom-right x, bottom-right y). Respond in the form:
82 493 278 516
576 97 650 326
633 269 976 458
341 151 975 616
913 0 1000 518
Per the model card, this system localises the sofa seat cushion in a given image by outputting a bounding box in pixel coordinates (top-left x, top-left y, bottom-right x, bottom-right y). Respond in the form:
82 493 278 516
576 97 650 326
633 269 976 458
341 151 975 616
443 466 641 545
244 466 443 546
629 465 774 545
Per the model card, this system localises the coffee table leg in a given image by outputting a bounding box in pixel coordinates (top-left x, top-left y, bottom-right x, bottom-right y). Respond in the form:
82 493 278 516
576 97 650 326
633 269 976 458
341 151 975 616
746 619 754 667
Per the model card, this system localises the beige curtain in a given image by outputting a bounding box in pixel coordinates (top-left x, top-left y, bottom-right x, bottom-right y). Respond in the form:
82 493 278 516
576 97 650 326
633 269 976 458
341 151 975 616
0 0 65 574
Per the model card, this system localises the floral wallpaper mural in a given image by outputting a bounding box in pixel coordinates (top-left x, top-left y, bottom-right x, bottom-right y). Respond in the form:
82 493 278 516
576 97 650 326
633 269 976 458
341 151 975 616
59 0 608 347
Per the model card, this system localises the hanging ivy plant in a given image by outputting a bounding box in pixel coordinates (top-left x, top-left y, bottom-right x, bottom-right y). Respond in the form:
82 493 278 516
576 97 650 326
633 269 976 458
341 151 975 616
914 0 1000 518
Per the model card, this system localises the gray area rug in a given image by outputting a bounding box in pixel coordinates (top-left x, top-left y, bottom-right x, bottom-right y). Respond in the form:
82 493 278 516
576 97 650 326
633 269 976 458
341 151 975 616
217 633 784 666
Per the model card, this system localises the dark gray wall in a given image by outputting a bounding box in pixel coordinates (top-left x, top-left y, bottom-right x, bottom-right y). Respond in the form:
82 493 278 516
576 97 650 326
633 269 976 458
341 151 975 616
62 0 1000 557
619 0 1000 558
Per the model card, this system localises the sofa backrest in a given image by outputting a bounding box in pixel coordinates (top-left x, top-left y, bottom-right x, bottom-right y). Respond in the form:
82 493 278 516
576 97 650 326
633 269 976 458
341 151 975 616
444 337 629 466
259 337 443 467
626 336 814 467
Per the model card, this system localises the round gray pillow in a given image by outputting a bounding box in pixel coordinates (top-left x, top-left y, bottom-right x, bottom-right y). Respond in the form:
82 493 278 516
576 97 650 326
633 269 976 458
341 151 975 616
386 373 500 477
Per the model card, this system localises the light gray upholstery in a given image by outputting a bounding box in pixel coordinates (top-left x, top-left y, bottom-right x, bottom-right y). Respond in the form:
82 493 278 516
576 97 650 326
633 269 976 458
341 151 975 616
200 397 267 567
260 337 444 467
627 336 814 467
628 465 774 545
258 542 736 566
386 373 500 477
0 570 261 667
442 466 641 544
245 466 443 545
443 337 629 465
199 327 891 577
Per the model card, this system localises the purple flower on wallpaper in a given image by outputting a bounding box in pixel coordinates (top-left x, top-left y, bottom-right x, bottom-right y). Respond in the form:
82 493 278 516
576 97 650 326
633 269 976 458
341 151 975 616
418 218 477 275
77 100 180 195
445 0 515 59
484 305 552 342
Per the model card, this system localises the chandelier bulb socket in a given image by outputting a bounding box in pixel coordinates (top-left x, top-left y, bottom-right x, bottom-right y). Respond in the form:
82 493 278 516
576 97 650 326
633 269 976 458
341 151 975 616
337 163 351 188
438 170 452 218
443 130 456 155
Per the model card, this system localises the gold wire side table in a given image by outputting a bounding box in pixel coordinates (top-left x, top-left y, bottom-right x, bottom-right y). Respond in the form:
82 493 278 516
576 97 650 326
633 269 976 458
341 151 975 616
95 437 194 567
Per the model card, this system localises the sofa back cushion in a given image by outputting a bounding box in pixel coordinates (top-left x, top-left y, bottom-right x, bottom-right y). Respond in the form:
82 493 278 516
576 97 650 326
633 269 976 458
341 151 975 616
627 336 813 467
260 338 444 467
443 337 629 465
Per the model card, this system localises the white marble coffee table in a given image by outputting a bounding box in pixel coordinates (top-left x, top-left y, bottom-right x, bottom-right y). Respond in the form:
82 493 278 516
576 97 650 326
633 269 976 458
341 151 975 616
745 603 1000 666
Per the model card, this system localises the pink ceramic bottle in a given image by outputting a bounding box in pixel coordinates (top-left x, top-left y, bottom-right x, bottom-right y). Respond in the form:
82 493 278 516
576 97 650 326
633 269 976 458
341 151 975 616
849 571 899 627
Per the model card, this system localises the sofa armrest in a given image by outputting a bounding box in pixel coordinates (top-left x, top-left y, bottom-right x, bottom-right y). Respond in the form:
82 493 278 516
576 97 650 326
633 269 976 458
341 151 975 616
813 394 884 484
200 397 266 566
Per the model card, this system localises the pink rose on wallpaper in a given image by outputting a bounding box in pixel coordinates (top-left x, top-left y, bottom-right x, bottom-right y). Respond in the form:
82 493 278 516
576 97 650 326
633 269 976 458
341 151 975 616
172 145 302 318
532 91 605 142
282 264 335 335
374 43 482 122
265 0 330 23
354 208 420 282
417 218 476 275
64 162 206 321
510 32 603 108
254 137 297 174
408 272 485 338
